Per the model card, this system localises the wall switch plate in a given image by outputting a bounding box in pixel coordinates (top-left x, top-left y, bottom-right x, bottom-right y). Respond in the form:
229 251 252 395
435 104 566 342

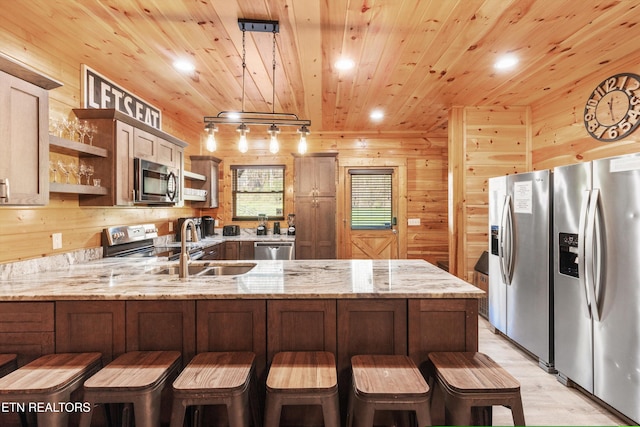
168 221 173 232
408 218 421 226
52 233 63 249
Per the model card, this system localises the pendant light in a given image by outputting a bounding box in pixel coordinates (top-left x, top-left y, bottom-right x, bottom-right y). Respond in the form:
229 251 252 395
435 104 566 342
203 19 311 153
297 125 309 155
205 123 217 152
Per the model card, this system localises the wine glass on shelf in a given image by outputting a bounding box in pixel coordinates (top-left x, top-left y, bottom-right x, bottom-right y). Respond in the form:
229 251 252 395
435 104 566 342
87 124 97 145
68 162 80 184
77 121 89 144
49 160 58 183
86 165 94 186
57 160 70 184
79 162 87 185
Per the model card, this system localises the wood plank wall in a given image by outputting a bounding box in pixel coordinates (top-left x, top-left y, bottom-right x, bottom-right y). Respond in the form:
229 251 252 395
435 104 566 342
448 106 530 281
203 131 449 265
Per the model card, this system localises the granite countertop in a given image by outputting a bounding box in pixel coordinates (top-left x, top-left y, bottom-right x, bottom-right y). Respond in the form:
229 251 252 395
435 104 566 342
0 258 483 301
168 230 295 249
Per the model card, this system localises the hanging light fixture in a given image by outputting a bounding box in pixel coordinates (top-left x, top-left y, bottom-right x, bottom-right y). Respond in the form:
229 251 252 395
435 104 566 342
203 19 311 153
205 123 217 152
297 125 309 155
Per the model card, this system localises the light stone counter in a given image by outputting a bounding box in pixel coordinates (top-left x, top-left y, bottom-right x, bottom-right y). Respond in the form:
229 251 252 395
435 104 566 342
0 258 483 301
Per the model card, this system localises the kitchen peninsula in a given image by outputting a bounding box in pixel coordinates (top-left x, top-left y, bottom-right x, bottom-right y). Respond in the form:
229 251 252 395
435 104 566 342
0 258 482 390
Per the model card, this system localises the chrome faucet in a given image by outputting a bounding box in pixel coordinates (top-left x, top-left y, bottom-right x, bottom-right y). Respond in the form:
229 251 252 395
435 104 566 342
179 219 199 279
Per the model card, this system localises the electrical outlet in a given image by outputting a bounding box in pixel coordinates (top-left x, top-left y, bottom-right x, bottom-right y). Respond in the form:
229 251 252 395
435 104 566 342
168 221 173 232
52 233 63 250
408 218 421 226
214 219 219 226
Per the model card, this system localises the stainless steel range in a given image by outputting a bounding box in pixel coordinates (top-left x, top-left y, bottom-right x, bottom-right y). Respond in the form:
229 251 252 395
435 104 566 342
102 224 203 260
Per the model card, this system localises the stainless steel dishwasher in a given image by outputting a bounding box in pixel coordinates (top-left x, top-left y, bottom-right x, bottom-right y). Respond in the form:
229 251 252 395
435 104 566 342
254 241 295 260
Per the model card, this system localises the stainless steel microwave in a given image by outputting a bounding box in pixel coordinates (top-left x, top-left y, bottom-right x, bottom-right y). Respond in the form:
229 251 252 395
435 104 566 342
133 158 179 204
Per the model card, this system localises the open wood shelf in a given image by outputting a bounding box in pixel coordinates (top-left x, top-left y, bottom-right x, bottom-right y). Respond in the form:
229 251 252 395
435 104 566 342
49 183 108 195
183 194 206 202
184 170 206 181
49 134 108 158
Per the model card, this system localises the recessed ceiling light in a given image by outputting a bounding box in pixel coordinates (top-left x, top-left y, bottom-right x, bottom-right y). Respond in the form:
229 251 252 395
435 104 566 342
494 54 519 71
334 57 355 71
173 59 195 73
370 109 384 121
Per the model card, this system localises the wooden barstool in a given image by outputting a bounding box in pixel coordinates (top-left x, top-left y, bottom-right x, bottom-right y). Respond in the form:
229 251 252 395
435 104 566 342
0 352 102 427
79 351 181 427
0 354 18 378
170 352 258 427
429 352 525 426
264 351 340 427
346 355 431 427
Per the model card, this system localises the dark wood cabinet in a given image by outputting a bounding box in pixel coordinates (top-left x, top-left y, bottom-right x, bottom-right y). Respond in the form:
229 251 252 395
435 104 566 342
294 154 337 259
201 242 224 260
224 241 254 260
0 302 54 366
125 300 196 366
55 300 125 363
267 299 337 361
189 155 221 208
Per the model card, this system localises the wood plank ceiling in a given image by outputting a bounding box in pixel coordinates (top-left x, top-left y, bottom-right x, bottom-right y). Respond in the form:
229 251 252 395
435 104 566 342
2 0 640 137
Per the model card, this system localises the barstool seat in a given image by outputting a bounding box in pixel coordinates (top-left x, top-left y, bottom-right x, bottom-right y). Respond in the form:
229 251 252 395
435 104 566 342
0 354 18 378
347 355 431 427
429 352 525 426
79 351 181 427
0 352 102 427
170 352 257 427
264 351 340 427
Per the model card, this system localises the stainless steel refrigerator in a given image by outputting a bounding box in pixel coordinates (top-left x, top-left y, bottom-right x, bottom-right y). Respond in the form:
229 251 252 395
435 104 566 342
554 153 640 424
488 170 554 372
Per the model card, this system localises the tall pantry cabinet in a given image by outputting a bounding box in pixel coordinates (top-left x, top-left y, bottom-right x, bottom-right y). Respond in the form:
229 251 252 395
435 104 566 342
294 154 337 259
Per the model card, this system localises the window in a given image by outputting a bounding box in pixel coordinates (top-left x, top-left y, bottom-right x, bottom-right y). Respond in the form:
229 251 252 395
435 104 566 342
232 165 285 220
350 169 393 229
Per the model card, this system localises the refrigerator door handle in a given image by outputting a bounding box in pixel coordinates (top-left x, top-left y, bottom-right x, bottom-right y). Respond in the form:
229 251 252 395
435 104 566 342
498 195 514 285
586 188 602 322
578 189 592 317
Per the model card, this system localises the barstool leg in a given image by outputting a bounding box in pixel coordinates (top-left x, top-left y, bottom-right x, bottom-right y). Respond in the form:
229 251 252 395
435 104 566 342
263 392 282 427
415 403 432 427
228 393 251 427
320 392 340 427
510 397 526 426
169 397 187 427
133 392 162 427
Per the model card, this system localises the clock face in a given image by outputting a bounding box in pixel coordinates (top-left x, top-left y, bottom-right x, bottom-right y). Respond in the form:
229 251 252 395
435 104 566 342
584 73 640 142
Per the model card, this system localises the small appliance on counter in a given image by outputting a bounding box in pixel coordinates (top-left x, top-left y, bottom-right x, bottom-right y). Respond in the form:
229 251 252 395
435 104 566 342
223 225 240 236
273 221 281 235
176 217 201 241
287 213 296 236
202 216 216 238
257 214 268 236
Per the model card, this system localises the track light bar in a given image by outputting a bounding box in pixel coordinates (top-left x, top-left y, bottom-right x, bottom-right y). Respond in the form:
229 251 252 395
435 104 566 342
204 112 311 128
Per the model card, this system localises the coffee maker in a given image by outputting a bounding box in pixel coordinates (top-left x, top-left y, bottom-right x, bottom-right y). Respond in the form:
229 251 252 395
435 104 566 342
202 216 215 238
287 214 296 236
176 217 201 241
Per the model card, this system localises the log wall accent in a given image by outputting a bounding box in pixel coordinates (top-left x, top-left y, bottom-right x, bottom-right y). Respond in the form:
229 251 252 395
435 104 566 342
448 106 531 281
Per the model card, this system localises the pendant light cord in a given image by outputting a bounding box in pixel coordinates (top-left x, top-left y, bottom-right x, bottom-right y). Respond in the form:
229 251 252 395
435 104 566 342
241 28 246 113
272 29 277 114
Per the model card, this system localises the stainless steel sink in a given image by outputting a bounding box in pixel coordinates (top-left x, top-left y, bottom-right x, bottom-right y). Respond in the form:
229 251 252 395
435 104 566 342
154 262 256 276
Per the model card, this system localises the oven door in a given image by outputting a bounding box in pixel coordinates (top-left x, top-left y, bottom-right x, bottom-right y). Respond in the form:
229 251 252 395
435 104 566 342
134 158 179 204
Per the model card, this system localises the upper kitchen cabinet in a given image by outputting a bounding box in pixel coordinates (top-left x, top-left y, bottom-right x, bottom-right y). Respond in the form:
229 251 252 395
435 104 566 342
73 109 187 206
0 53 62 206
188 155 221 208
294 154 337 198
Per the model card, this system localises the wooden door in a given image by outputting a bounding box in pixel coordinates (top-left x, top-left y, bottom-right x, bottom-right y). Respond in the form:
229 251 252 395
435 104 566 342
345 167 399 259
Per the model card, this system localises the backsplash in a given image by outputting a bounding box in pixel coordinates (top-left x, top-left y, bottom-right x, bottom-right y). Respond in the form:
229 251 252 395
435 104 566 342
0 248 103 280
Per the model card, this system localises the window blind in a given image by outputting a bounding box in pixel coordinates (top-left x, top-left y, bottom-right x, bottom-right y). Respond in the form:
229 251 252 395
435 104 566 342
232 165 285 219
350 170 392 229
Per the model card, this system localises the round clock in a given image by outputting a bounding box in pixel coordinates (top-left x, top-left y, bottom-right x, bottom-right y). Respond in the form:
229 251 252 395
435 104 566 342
583 72 640 142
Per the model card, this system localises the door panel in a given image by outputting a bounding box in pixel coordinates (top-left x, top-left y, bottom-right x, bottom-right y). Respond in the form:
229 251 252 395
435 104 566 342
344 168 398 259
592 155 640 422
553 162 593 392
488 176 507 333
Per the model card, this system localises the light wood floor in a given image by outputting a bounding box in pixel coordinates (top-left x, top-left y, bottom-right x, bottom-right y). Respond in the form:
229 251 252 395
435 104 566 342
478 316 630 426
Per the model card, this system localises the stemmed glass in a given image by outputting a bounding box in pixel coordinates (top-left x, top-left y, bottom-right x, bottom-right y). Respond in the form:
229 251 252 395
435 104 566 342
79 162 87 185
57 160 70 184
68 162 80 184
78 121 89 144
87 124 97 145
86 165 94 185
49 161 58 183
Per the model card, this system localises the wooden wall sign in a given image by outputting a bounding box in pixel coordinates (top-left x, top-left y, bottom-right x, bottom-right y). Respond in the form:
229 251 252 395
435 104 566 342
81 65 162 130
584 72 640 142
